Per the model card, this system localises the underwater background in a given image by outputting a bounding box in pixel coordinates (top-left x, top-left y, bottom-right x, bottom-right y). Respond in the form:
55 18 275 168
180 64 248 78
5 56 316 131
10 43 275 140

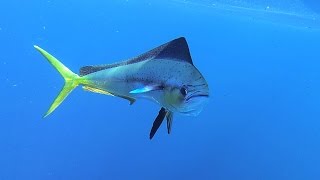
1 0 320 179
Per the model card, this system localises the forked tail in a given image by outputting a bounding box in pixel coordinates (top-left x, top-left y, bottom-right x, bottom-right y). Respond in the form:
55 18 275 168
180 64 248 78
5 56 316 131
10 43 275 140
34 45 82 117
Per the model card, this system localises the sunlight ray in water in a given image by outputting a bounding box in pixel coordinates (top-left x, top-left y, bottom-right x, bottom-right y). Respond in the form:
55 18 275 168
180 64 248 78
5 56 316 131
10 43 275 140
172 0 320 29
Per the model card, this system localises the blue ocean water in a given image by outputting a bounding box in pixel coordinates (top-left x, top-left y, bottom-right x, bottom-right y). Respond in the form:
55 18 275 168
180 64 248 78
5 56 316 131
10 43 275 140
1 0 320 179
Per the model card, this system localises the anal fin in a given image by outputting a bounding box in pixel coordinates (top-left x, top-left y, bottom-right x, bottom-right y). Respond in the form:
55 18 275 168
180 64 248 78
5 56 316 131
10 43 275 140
83 86 136 105
116 94 136 105
83 86 114 96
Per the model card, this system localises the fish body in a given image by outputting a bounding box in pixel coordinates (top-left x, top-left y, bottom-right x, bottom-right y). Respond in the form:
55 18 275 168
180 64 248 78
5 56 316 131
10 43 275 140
34 37 209 139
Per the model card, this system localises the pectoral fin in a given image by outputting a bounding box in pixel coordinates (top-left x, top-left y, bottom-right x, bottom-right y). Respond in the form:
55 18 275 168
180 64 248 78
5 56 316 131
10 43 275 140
129 85 163 94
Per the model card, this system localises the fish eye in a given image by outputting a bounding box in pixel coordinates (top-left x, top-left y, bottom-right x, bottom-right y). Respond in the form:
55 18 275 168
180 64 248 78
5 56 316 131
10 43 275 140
180 87 187 96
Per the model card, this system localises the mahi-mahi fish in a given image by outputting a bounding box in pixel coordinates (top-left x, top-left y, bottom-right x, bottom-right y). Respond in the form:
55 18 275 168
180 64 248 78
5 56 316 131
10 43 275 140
34 37 209 139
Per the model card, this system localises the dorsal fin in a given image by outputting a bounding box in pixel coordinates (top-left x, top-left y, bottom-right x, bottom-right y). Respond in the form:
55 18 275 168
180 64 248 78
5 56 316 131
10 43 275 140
80 66 106 76
152 37 193 64
79 37 193 76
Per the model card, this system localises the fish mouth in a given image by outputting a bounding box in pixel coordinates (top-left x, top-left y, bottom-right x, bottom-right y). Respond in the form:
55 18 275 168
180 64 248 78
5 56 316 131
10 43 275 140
186 94 209 102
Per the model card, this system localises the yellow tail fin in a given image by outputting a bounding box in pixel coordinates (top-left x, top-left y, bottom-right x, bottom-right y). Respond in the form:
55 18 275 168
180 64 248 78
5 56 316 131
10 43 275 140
34 45 81 117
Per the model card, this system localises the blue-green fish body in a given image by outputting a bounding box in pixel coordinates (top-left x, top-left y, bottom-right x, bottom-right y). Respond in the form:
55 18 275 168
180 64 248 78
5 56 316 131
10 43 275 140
34 37 209 139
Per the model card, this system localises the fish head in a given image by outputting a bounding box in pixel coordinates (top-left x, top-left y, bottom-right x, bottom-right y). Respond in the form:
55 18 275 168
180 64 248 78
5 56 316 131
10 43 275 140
163 73 209 116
